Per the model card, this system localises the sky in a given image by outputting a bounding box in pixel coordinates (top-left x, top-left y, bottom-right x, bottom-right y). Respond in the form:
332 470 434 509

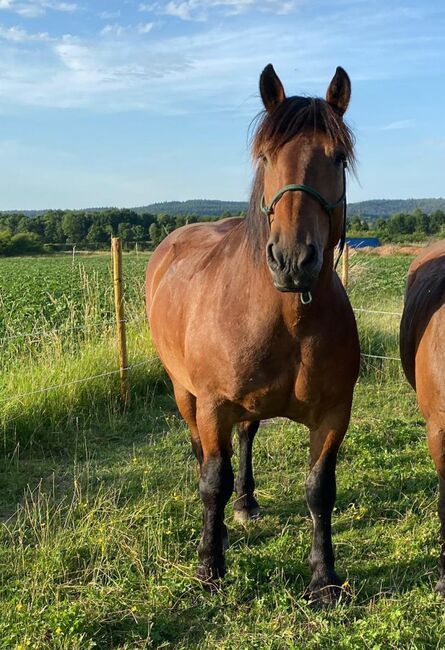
0 0 444 209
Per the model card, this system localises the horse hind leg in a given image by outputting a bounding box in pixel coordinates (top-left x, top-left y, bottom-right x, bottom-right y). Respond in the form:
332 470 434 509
172 382 203 465
234 421 260 523
426 421 445 596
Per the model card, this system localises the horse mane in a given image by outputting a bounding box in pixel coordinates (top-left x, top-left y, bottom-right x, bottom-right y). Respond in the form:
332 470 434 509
245 96 356 259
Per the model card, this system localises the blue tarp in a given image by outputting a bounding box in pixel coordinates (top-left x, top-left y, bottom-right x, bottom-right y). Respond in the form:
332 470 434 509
346 237 380 248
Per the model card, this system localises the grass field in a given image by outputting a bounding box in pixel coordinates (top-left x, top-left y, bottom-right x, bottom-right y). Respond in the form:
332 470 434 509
1 250 445 649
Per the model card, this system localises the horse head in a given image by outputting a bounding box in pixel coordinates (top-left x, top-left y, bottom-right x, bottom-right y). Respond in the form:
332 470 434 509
254 64 354 293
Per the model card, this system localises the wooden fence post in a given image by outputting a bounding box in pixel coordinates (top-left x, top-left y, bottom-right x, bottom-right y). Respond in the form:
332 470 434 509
342 243 349 289
111 237 129 406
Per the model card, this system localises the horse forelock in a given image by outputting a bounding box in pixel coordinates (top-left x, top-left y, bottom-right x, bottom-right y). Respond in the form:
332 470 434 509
251 96 355 164
245 96 356 260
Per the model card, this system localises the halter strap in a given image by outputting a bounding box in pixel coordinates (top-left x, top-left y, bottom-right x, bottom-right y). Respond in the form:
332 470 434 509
260 165 347 271
260 183 345 217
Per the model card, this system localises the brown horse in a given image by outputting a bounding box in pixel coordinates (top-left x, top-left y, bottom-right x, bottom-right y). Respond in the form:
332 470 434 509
146 64 360 603
400 241 445 596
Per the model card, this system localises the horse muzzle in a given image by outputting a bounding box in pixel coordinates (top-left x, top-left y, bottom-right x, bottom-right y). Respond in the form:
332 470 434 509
266 241 322 293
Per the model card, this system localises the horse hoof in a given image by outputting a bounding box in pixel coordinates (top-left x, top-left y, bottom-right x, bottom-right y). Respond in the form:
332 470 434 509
197 563 225 592
234 505 260 523
233 495 260 523
305 572 344 608
435 578 445 598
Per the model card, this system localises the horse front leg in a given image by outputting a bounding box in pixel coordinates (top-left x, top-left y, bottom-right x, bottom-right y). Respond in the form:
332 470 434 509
305 408 350 605
234 421 260 522
196 400 234 588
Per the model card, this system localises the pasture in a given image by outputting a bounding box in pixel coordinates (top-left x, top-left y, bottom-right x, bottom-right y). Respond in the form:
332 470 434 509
0 251 444 648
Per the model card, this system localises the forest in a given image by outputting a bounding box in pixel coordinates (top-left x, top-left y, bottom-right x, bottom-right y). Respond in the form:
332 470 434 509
0 209 207 255
348 208 445 242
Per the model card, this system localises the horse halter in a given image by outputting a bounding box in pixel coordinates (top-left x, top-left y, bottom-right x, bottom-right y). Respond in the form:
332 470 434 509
260 164 347 304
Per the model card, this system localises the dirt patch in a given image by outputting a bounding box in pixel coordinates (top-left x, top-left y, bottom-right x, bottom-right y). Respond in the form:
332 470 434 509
351 244 426 257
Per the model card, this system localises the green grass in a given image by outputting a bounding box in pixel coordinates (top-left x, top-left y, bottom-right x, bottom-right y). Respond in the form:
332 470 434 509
0 253 150 370
2 250 445 649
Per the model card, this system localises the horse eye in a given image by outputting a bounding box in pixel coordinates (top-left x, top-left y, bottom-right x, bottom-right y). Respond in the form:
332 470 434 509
334 153 346 167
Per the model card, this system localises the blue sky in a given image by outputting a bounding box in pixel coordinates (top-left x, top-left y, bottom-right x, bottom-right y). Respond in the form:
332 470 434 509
0 0 444 209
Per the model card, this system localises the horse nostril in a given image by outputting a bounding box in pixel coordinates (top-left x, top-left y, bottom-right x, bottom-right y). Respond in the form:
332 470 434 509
298 244 317 270
267 242 284 271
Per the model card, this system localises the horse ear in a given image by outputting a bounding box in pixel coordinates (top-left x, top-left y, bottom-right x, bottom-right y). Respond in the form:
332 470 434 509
326 66 351 116
260 64 286 111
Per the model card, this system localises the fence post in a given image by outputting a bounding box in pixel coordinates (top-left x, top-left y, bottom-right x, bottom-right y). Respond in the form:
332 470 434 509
342 243 349 289
111 237 129 406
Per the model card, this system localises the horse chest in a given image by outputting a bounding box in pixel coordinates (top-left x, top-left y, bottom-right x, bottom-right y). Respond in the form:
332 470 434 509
234 339 340 422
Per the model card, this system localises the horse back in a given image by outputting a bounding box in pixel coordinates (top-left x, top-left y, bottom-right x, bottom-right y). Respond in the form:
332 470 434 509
400 242 445 403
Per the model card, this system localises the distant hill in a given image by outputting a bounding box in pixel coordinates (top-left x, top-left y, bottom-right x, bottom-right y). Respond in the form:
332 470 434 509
4 197 445 219
132 199 248 217
2 201 247 218
347 198 445 218
2 207 109 217
135 197 445 218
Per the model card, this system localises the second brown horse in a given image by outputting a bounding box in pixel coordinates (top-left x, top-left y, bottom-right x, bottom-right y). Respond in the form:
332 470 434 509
400 241 445 596
146 64 360 603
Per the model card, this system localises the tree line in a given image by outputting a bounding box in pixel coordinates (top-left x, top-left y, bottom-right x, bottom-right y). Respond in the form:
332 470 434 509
1 206 445 255
347 208 445 242
0 209 230 255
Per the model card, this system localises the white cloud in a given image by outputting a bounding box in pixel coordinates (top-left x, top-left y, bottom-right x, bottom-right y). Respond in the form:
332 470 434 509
100 22 154 37
2 1 45 16
49 31 190 99
137 22 153 33
0 2 443 116
0 24 49 40
55 41 95 72
380 119 415 131
52 2 77 10
15 5 44 16
99 10 121 19
100 23 126 37
0 0 77 17
164 2 196 21
140 0 299 20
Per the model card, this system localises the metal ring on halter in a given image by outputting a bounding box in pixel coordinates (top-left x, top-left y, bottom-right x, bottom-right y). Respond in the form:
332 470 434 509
300 292 313 305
